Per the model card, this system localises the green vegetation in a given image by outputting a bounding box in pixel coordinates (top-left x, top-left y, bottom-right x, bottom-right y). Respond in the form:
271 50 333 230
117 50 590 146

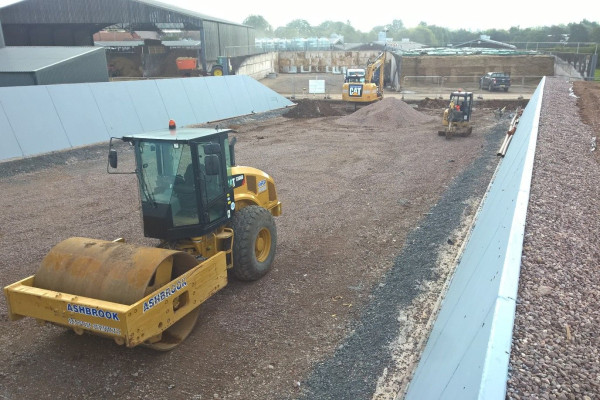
243 16 600 50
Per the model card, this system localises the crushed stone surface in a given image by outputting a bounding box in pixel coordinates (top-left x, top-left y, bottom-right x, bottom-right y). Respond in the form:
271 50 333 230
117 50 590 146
507 77 600 400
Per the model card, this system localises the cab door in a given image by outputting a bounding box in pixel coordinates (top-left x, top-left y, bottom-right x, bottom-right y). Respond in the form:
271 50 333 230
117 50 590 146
195 142 233 228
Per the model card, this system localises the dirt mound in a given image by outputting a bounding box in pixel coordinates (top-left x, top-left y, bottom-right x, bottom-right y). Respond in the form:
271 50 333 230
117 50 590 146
417 97 448 109
107 56 142 77
336 97 437 128
283 99 344 118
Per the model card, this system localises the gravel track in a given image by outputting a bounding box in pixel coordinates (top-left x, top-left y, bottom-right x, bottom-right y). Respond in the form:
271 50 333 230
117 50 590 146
299 114 506 399
507 77 600 399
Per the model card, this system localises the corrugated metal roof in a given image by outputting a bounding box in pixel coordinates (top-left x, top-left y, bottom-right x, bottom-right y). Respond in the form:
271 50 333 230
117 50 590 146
132 0 244 26
95 40 200 48
397 47 537 56
454 38 517 49
0 0 246 27
0 46 104 72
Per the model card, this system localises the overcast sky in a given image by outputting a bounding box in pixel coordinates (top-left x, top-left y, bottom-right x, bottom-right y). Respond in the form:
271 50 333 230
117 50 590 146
0 0 598 33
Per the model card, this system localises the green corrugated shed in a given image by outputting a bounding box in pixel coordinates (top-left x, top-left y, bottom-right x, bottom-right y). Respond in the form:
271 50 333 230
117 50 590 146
0 46 109 86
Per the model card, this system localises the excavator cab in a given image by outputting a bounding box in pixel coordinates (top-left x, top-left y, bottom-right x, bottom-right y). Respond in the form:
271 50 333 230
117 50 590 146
448 91 473 123
109 126 236 241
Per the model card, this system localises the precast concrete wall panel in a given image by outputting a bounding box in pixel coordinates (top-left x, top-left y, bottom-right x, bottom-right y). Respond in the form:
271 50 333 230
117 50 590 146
0 86 71 156
0 76 292 161
0 104 22 160
154 79 197 127
124 80 170 132
224 77 255 116
202 77 238 121
89 82 143 137
240 76 270 113
406 79 544 399
180 78 220 123
46 84 110 146
240 75 293 113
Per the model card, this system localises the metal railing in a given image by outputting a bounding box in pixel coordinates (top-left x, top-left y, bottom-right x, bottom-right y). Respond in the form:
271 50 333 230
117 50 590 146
398 75 546 99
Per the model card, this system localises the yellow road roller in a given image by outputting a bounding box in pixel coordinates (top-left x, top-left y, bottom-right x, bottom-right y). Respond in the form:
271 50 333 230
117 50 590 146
4 123 281 351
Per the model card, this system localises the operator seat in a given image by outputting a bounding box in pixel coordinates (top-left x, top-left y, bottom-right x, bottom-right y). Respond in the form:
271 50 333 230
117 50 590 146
173 164 197 210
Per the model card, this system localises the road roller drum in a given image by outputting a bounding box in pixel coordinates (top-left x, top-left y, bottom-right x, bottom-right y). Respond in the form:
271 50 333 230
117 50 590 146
34 237 197 305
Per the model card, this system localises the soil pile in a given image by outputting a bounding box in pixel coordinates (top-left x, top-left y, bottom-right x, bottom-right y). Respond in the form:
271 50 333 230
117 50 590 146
418 97 447 109
283 99 344 118
336 97 437 128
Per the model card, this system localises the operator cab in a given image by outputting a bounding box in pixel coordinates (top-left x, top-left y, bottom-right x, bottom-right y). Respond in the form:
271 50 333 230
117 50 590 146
448 91 473 122
109 125 236 241
345 68 366 83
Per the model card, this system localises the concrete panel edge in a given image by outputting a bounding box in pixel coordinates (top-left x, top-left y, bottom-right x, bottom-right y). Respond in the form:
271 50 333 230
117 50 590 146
404 78 546 400
478 77 545 399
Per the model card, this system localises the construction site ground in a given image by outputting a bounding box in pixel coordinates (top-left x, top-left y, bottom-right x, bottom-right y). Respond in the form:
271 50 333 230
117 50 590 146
0 76 597 399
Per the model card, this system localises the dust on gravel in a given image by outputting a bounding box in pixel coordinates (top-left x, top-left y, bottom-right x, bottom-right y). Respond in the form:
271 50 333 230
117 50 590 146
0 98 507 400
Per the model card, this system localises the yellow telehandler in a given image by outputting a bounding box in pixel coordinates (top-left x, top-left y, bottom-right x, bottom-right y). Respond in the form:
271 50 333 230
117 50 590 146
4 122 281 351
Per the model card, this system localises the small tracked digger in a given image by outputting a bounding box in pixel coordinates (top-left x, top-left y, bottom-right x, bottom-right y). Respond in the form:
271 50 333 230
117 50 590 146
438 90 473 139
4 122 281 351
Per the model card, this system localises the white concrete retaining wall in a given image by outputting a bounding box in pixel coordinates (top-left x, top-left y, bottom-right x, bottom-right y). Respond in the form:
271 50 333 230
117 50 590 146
405 78 545 399
237 52 278 80
0 75 293 161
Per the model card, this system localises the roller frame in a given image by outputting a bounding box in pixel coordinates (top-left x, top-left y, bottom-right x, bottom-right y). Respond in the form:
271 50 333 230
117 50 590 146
4 252 227 348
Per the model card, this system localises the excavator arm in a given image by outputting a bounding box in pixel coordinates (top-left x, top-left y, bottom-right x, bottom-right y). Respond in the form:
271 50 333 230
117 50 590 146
365 51 386 90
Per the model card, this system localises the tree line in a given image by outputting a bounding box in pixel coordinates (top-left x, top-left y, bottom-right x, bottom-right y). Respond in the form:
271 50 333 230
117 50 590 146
243 16 600 47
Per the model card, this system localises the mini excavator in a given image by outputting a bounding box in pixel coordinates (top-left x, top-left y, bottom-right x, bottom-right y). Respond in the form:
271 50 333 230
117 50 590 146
4 121 281 351
438 90 474 139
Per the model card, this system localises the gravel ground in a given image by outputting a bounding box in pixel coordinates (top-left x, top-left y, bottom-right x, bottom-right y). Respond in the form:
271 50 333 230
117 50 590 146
0 96 513 399
507 77 600 399
299 114 506 400
3 73 592 399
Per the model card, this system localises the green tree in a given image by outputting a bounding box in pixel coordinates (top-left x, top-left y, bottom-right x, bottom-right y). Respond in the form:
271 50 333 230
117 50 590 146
264 18 599 49
590 26 600 43
286 19 314 37
426 25 451 46
243 15 273 37
568 21 590 42
482 29 511 43
385 19 405 41
409 24 436 45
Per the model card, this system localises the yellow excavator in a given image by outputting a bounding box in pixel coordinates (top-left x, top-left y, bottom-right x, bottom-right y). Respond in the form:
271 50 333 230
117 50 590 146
4 122 281 351
438 90 474 139
342 51 386 108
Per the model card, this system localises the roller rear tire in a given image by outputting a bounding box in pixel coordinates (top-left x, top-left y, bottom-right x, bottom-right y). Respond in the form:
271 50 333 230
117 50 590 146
231 206 277 281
